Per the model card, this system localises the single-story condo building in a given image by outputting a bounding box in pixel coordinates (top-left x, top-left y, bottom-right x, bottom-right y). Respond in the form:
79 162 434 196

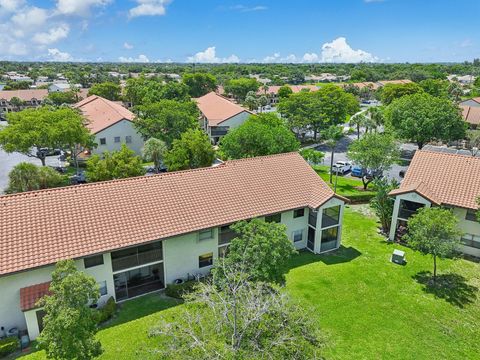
195 91 252 144
0 152 347 340
389 149 480 257
74 95 144 155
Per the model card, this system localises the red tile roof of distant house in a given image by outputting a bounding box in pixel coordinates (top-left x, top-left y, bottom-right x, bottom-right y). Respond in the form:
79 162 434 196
377 79 412 86
195 91 251 126
344 82 379 90
20 282 51 311
0 89 49 101
74 95 134 134
389 150 480 209
0 152 345 276
461 105 480 126
257 85 319 95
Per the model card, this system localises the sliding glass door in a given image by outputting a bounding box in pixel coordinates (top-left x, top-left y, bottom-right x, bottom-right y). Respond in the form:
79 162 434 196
113 263 164 301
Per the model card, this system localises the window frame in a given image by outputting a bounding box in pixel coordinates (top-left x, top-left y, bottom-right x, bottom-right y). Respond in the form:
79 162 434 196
114 136 121 143
199 252 213 268
98 280 108 296
293 208 305 218
292 229 304 242
99 137 107 145
265 213 282 223
465 209 478 222
199 228 214 241
84 254 104 269
125 135 132 144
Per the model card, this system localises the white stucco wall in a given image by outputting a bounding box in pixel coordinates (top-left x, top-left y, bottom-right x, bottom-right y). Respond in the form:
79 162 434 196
207 111 251 142
453 207 480 257
93 120 144 156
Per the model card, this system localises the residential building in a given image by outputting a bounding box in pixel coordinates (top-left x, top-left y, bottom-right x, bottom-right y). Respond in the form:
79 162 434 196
257 85 319 106
460 97 480 108
0 152 346 340
74 95 144 155
389 150 480 257
195 91 252 144
0 89 49 117
49 83 82 93
460 105 480 129
448 74 476 85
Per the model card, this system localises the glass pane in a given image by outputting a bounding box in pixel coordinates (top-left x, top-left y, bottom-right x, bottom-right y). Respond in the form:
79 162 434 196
265 213 281 223
320 227 338 252
322 206 340 228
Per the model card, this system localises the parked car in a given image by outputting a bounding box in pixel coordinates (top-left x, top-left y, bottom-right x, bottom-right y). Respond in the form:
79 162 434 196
332 161 352 175
70 172 87 185
351 166 364 178
36 148 62 157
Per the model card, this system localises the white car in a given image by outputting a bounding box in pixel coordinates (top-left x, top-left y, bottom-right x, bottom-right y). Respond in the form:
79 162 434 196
332 161 352 175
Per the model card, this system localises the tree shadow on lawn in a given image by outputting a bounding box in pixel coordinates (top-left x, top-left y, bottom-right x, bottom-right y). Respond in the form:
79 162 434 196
413 271 478 308
289 246 362 269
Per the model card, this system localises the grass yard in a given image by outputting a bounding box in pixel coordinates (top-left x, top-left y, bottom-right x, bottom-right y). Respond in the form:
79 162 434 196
19 207 480 359
313 165 376 202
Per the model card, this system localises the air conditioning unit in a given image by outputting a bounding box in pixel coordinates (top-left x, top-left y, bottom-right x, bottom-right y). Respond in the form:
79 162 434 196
391 249 406 265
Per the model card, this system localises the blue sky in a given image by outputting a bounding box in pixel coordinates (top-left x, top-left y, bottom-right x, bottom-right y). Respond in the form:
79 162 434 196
0 0 479 63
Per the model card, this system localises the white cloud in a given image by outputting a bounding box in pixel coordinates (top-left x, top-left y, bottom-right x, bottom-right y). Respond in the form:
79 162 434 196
47 48 73 61
129 0 171 18
460 39 473 48
320 37 378 63
123 42 134 49
11 6 48 29
230 5 268 12
118 54 150 63
33 24 70 45
262 52 298 63
0 0 25 13
55 0 111 16
302 52 319 62
187 46 240 63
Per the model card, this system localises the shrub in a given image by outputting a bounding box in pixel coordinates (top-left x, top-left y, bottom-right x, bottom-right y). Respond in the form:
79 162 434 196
95 297 116 324
0 337 18 357
165 281 198 299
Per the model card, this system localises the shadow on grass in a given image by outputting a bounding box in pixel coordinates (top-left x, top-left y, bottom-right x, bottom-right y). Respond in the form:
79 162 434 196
289 246 362 270
413 271 478 308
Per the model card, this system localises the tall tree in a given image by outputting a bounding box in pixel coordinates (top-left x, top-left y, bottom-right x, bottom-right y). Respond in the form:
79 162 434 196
347 133 399 189
182 73 217 97
419 79 449 98
86 144 145 182
224 78 260 102
244 90 258 110
369 177 399 233
322 125 345 184
299 148 324 165
88 82 122 101
134 100 199 147
219 113 300 159
6 162 66 194
405 208 462 282
38 260 102 360
46 91 78 106
277 85 293 99
385 93 466 149
380 82 424 105
164 129 215 171
142 138 168 173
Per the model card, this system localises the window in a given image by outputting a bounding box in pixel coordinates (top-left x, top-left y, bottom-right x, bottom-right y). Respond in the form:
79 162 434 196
461 234 480 249
322 206 340 228
320 226 339 252
125 135 132 144
84 254 104 268
199 253 213 268
292 229 303 242
99 137 106 145
199 228 214 241
219 225 236 245
465 209 478 222
98 281 107 296
294 209 305 218
265 213 281 223
218 245 229 258
114 136 121 143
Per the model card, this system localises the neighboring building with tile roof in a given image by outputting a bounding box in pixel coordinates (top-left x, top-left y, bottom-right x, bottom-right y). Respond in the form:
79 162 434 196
0 152 346 340
74 95 144 155
0 89 49 118
388 150 480 257
257 85 320 106
195 91 252 144
460 105 480 129
460 97 480 108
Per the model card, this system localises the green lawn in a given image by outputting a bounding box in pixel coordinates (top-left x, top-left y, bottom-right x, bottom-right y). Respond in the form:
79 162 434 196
19 207 480 359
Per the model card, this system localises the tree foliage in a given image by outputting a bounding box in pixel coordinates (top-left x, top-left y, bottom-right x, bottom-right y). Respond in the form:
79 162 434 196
419 79 449 98
219 113 300 159
38 260 102 360
142 137 167 173
380 82 424 105
277 85 293 98
405 207 462 281
182 72 217 97
369 177 399 233
46 91 78 106
86 144 145 182
88 82 122 101
385 93 466 149
6 162 65 194
224 78 260 101
164 129 215 171
299 148 325 164
134 100 199 147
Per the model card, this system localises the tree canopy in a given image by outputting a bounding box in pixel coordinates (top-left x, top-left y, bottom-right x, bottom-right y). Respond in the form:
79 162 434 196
88 82 122 101
6 162 66 194
182 72 217 97
224 78 260 101
142 137 168 173
379 82 424 105
385 93 466 149
219 113 300 159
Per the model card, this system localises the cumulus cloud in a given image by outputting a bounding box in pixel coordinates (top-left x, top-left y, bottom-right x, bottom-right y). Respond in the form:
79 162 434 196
123 42 134 49
129 0 171 18
320 37 378 63
262 53 298 63
33 24 69 45
118 54 150 63
230 5 268 12
302 53 319 63
0 0 25 13
187 46 240 63
55 0 111 16
47 48 73 61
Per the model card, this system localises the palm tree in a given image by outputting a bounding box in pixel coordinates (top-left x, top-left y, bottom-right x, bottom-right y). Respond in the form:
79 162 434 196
368 107 384 132
322 125 345 184
349 113 367 139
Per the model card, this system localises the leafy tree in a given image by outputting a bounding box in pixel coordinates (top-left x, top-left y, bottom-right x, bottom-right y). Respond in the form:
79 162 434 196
385 93 466 149
86 144 145 182
244 90 258 110
216 219 297 284
347 133 399 189
151 81 190 102
368 106 385 130
164 129 215 171
38 260 102 360
380 82 424 105
151 265 322 359
0 107 89 166
142 138 167 173
277 85 293 99
224 78 260 101
419 79 448 98
467 130 480 156
369 177 399 233
6 162 65 194
134 100 199 147
4 81 31 90
219 113 300 159
88 82 122 101
258 94 268 111
299 148 324 164
447 82 463 103
9 96 25 110
46 91 78 106
349 113 367 139
182 72 217 97
322 125 345 184
405 208 462 282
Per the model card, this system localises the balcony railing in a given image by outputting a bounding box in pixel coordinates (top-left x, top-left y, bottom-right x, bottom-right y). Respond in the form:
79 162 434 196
112 248 163 272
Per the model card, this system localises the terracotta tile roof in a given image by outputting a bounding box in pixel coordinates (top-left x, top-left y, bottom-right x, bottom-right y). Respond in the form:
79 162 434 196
377 79 412 86
20 282 51 311
73 95 134 134
0 152 341 276
195 92 251 126
257 85 319 95
461 105 480 126
389 150 480 209
343 82 379 90
0 89 48 101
